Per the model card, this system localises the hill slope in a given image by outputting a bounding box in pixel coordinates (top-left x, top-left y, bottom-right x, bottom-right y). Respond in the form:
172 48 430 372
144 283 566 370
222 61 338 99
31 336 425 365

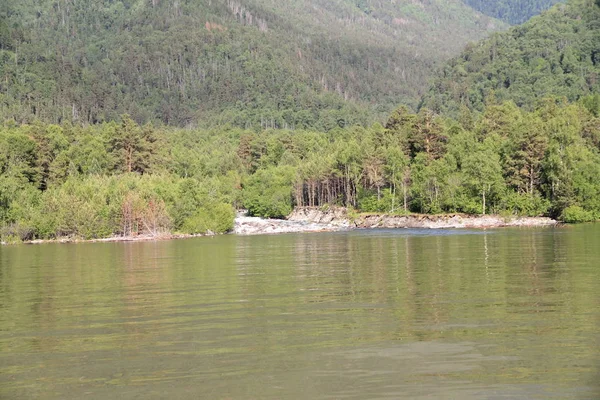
0 0 504 128
421 0 600 116
463 0 563 24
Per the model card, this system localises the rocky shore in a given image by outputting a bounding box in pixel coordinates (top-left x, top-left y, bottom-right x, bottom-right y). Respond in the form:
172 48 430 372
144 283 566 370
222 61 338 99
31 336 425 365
234 207 558 235
233 212 347 235
291 206 557 228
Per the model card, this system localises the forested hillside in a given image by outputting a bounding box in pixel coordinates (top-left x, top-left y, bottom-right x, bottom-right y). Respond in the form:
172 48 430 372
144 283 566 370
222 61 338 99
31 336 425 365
421 0 600 116
0 0 503 129
463 0 562 24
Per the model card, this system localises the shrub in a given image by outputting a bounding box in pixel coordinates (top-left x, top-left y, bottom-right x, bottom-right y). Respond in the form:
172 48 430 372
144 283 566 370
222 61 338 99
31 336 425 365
559 206 597 223
181 203 234 234
0 223 34 243
504 192 551 217
243 166 294 218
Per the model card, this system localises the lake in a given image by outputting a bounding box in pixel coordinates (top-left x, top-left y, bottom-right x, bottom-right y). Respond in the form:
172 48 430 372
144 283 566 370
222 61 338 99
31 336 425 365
1 226 599 399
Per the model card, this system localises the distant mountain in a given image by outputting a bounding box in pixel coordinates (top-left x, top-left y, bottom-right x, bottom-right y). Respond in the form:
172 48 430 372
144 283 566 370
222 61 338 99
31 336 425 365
0 0 504 128
421 0 600 116
463 0 563 24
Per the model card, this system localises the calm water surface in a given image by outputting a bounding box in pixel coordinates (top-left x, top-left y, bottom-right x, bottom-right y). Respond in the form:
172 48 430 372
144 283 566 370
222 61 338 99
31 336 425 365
1 226 599 399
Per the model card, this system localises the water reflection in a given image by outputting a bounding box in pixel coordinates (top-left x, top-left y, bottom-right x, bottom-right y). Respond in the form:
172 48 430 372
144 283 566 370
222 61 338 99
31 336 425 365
0 226 599 399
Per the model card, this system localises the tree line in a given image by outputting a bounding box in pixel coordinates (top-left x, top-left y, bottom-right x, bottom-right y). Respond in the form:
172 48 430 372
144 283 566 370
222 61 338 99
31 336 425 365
1 95 599 242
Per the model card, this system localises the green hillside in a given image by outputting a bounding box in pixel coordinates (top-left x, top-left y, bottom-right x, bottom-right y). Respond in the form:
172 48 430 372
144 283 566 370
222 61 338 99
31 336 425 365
0 0 504 129
421 0 600 116
463 0 563 24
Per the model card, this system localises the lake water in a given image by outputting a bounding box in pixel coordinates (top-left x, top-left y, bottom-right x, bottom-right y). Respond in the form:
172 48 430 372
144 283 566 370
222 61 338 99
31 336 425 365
1 226 599 399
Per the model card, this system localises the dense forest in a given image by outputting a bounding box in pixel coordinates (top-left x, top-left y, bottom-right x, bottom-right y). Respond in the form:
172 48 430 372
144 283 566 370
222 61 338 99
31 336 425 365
0 0 503 129
1 94 600 242
1 0 599 242
421 0 600 116
463 0 562 24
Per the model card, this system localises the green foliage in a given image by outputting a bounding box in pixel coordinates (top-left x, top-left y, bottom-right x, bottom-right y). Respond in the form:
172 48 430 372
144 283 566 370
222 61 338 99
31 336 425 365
181 203 235 234
0 0 505 128
503 192 551 216
580 94 600 117
358 188 407 214
464 0 562 25
243 166 295 218
108 115 158 174
463 143 506 215
422 0 600 117
560 205 597 223
4 93 600 242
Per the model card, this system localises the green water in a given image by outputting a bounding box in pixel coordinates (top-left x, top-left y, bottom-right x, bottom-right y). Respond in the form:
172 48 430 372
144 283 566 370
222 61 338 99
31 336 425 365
1 226 599 399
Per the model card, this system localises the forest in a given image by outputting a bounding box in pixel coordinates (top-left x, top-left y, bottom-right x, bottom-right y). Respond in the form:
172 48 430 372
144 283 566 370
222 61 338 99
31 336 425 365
1 94 599 242
422 0 600 116
0 0 502 129
464 0 562 24
1 0 599 242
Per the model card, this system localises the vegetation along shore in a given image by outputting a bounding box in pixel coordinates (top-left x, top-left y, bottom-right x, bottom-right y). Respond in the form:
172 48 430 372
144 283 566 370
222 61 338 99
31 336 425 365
1 95 599 244
1 0 599 244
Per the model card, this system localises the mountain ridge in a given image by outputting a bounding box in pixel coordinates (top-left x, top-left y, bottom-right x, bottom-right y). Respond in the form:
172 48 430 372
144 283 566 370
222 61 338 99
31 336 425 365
0 0 505 128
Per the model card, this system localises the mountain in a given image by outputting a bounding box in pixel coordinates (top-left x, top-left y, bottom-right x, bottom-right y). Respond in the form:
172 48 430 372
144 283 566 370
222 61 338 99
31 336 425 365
0 0 504 129
421 0 600 116
463 0 563 25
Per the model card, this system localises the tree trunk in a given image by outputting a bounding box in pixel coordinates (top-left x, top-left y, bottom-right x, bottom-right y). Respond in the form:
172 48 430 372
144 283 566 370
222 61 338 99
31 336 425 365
482 188 486 215
529 165 534 195
391 181 396 213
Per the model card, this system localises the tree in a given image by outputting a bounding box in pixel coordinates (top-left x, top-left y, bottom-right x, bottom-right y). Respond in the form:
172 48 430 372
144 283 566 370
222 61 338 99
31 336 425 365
409 109 448 160
410 153 451 214
334 139 363 207
243 166 294 218
503 114 548 195
363 153 385 201
108 116 157 174
384 146 410 212
463 143 505 215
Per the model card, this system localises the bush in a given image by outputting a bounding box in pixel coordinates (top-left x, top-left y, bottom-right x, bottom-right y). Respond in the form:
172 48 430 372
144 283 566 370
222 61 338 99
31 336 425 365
181 203 234 234
0 223 34 243
243 166 294 219
357 188 406 213
504 192 551 216
559 206 597 223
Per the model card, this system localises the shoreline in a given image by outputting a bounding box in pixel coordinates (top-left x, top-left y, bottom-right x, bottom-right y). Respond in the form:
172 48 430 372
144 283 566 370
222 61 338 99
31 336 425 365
3 207 560 245
286 206 559 230
3 232 210 246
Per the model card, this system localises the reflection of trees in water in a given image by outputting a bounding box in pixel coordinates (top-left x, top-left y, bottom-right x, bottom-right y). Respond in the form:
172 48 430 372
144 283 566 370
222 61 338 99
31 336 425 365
290 233 355 301
120 242 172 339
375 229 580 342
505 229 567 318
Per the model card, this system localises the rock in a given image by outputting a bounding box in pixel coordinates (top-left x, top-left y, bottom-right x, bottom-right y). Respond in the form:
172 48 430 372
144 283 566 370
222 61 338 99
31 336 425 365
233 211 346 235
285 207 558 230
287 206 351 227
